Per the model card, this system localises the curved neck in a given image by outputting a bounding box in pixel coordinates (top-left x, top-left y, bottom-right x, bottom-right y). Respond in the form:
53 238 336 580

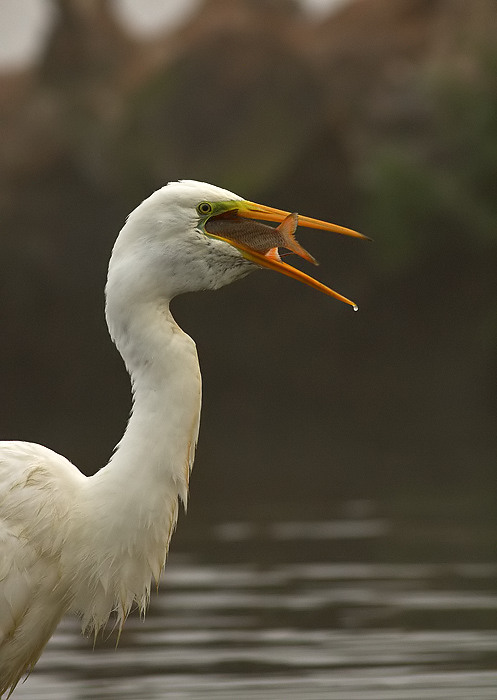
76 302 202 631
102 303 201 505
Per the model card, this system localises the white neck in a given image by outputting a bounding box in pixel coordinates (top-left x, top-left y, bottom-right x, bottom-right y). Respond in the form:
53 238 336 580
73 302 201 632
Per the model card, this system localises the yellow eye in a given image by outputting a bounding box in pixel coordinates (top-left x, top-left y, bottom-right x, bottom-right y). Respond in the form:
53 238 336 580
197 202 213 215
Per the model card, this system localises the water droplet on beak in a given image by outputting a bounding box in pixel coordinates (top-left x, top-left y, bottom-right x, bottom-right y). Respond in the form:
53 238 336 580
353 304 359 312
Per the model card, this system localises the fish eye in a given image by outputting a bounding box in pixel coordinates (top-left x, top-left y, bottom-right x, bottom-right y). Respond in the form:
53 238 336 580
197 202 213 215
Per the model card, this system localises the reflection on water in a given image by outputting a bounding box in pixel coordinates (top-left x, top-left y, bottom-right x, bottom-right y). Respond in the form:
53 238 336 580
15 503 497 699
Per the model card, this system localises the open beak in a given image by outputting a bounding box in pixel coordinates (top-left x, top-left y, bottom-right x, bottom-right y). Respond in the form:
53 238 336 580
233 200 367 310
240 201 368 240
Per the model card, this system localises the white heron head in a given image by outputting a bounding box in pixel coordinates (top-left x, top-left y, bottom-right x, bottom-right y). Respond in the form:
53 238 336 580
106 179 367 314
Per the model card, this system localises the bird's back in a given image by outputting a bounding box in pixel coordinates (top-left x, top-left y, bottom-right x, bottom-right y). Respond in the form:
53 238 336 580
0 441 85 696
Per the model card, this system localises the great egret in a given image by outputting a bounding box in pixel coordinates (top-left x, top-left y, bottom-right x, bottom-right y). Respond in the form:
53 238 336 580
0 180 366 695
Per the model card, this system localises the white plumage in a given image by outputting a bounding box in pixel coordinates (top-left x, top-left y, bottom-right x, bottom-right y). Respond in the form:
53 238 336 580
0 180 362 695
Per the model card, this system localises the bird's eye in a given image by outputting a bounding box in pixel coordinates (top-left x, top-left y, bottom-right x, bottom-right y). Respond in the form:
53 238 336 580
197 202 213 215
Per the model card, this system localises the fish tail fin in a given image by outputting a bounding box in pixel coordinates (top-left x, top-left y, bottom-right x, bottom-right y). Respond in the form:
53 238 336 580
276 213 318 265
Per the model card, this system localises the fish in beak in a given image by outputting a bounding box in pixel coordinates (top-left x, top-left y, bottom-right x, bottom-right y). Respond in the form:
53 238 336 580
204 200 369 310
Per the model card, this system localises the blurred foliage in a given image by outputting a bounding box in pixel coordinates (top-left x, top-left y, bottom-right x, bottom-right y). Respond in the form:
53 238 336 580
116 36 323 200
363 51 497 273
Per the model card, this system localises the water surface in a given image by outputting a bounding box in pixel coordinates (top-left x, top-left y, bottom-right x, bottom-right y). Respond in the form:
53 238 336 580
15 502 497 699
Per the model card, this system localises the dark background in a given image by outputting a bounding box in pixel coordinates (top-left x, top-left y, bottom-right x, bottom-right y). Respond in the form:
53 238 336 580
1 0 496 526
